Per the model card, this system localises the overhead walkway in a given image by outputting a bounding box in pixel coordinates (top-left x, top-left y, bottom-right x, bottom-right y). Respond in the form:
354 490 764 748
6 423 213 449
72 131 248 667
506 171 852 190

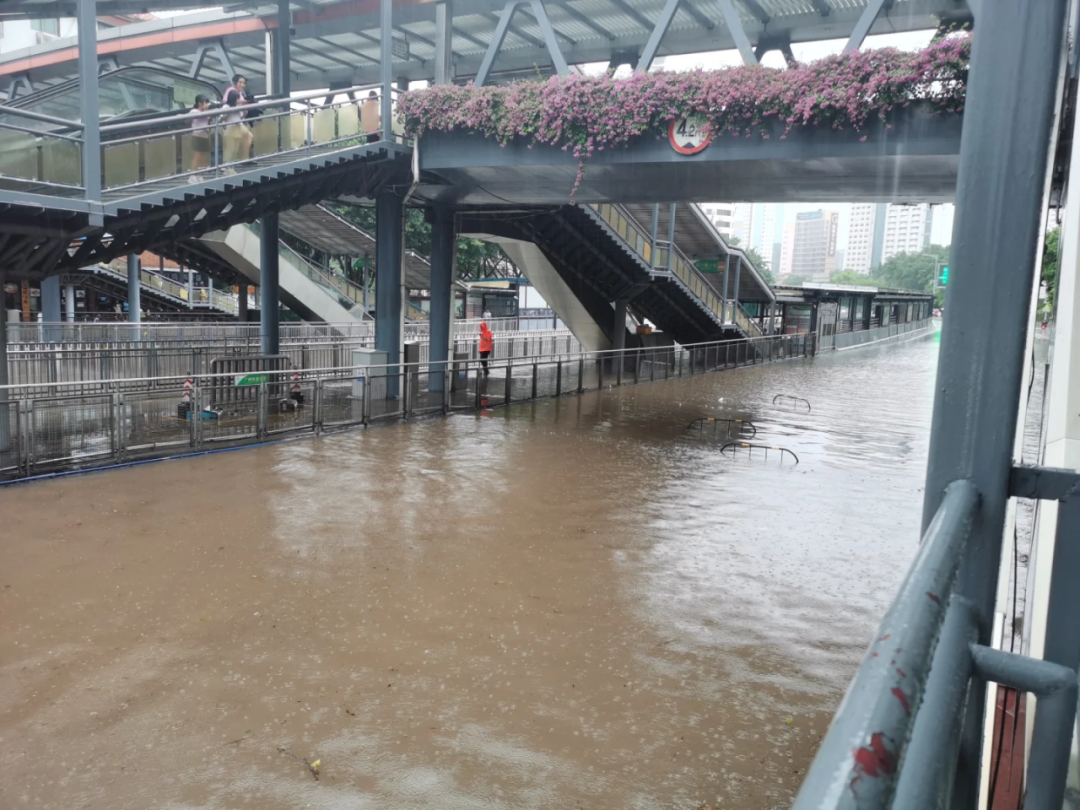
461 203 768 349
60 263 245 318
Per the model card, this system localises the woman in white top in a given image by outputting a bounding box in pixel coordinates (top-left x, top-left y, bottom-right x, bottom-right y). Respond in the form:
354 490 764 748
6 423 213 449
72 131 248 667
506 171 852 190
187 94 212 183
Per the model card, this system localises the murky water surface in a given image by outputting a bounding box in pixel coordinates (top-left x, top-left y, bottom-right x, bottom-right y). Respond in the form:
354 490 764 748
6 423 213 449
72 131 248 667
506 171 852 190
0 335 938 809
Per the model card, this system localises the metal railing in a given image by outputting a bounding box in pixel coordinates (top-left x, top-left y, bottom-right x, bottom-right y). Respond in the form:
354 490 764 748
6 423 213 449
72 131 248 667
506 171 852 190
3 326 582 389
586 204 764 337
0 83 408 197
0 332 807 479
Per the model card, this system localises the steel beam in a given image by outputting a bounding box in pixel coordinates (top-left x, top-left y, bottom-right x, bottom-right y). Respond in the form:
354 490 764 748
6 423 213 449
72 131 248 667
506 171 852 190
381 0 393 141
526 0 569 74
188 40 236 81
475 0 523 87
435 1 454 85
715 0 758 65
732 256 741 308
1009 464 1080 500
276 0 292 96
666 203 676 270
550 1 614 41
919 0 1067 800
77 0 101 206
843 0 887 52
635 0 683 74
738 0 769 24
65 283 75 323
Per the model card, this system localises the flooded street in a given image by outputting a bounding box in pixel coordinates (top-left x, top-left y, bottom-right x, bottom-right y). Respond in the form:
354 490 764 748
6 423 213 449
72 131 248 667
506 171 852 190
0 334 939 810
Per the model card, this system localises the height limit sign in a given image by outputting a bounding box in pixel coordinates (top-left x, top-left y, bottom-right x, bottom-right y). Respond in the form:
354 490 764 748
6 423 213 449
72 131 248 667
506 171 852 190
669 117 712 155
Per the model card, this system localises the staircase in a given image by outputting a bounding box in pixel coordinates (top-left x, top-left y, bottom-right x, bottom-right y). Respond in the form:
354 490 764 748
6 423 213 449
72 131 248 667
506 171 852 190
460 204 764 349
63 263 245 317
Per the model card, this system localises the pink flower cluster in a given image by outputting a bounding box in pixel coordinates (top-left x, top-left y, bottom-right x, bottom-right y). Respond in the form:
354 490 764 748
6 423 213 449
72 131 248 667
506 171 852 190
398 35 970 195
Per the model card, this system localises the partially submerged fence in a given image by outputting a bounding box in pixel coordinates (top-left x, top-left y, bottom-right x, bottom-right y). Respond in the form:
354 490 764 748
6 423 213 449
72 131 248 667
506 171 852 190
0 332 807 481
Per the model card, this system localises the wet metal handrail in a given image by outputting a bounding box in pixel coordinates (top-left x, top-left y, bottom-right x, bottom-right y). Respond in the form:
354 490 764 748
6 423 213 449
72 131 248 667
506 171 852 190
719 441 799 464
686 416 757 439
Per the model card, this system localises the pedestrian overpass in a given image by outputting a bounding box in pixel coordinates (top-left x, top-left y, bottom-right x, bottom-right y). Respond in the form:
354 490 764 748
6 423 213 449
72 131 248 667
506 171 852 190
0 0 1078 805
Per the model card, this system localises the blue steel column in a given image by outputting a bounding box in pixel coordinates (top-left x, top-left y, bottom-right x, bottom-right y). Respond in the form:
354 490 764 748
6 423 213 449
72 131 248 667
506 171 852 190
732 257 741 311
919 0 1067 799
127 254 141 324
0 270 7 453
722 254 731 319
41 276 62 342
649 205 659 264
260 215 280 355
77 0 101 205
380 0 393 141
429 207 455 393
665 204 676 270
376 191 404 397
258 0 290 357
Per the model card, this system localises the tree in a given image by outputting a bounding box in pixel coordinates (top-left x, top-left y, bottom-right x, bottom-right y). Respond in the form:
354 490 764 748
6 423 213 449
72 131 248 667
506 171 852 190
782 275 807 287
328 203 517 281
728 237 773 284
871 244 950 307
829 270 880 287
1042 228 1060 311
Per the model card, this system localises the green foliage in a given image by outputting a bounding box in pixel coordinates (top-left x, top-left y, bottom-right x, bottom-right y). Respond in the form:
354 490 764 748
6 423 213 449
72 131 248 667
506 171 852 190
328 204 515 280
727 238 773 285
1042 228 1060 310
829 270 879 287
782 275 807 287
870 244 950 306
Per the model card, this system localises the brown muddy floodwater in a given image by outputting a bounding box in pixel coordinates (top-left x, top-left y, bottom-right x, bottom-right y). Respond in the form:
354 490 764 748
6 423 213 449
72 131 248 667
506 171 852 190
0 334 939 810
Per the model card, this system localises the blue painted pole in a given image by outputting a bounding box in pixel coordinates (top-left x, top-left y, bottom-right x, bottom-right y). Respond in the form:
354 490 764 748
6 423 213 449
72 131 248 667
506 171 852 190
41 275 62 342
376 191 403 397
260 214 280 356
429 207 454 393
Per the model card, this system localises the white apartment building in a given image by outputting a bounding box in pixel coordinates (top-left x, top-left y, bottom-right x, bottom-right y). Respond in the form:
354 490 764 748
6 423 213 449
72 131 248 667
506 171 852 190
847 203 877 275
882 203 931 262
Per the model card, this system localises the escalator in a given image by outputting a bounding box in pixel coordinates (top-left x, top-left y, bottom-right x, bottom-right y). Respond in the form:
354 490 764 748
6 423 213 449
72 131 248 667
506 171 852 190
61 263 245 317
459 204 767 349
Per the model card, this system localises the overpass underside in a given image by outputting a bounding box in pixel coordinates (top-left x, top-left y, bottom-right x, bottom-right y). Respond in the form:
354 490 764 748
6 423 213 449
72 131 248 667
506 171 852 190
414 108 964 206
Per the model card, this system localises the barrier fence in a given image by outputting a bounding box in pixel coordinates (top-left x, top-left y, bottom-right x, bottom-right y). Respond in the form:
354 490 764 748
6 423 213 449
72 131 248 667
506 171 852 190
5 328 582 392
0 332 807 480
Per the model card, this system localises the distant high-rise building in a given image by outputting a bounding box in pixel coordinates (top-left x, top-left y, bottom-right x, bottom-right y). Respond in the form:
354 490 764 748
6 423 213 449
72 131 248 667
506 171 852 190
700 203 735 237
882 204 931 262
847 204 877 275
779 224 797 278
792 209 840 281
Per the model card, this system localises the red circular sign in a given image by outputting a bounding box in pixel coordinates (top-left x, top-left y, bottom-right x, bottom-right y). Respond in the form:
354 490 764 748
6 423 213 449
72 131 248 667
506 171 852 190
669 117 712 155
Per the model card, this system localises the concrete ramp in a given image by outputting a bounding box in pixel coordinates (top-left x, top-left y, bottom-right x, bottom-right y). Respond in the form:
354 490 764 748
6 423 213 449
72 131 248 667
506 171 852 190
201 225 360 326
466 235 612 353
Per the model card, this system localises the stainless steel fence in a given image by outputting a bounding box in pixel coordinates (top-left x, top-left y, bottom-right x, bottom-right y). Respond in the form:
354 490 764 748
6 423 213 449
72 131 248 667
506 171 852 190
0 332 806 480
5 328 583 391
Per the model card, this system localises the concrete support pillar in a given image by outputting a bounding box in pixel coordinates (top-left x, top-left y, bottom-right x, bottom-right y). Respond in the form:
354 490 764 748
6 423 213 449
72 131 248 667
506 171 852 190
435 1 454 85
260 213 281 355
127 254 141 324
376 191 403 397
863 295 873 330
41 275 61 342
237 281 248 322
429 206 455 393
808 302 819 355
65 284 76 323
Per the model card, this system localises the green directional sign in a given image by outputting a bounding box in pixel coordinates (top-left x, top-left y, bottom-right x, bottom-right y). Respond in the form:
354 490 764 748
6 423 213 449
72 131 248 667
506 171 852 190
234 373 269 387
696 260 720 273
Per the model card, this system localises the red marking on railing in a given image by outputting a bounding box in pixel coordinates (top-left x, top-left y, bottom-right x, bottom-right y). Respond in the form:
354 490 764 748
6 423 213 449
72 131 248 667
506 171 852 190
850 733 898 797
891 687 911 715
878 634 891 642
896 667 906 678
926 591 941 605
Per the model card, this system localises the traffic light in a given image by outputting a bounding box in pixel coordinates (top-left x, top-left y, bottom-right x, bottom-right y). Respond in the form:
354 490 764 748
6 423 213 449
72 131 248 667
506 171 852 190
936 263 949 287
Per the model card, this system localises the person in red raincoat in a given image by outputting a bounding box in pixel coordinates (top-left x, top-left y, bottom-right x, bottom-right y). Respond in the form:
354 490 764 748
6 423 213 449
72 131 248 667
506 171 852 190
478 321 493 377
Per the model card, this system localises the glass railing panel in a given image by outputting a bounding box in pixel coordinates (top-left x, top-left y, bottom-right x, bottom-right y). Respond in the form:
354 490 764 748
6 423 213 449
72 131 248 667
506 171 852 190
252 118 279 157
281 112 306 151
143 134 177 181
103 142 139 188
312 108 336 143
339 106 360 139
0 131 40 181
43 137 81 186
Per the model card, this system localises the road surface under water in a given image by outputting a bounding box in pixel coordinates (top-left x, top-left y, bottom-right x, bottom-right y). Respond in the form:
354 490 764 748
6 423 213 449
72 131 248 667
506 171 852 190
0 333 939 810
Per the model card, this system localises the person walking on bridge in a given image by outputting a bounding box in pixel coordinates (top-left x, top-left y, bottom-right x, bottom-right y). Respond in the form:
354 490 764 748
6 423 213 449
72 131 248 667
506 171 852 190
478 320 493 377
222 74 253 170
